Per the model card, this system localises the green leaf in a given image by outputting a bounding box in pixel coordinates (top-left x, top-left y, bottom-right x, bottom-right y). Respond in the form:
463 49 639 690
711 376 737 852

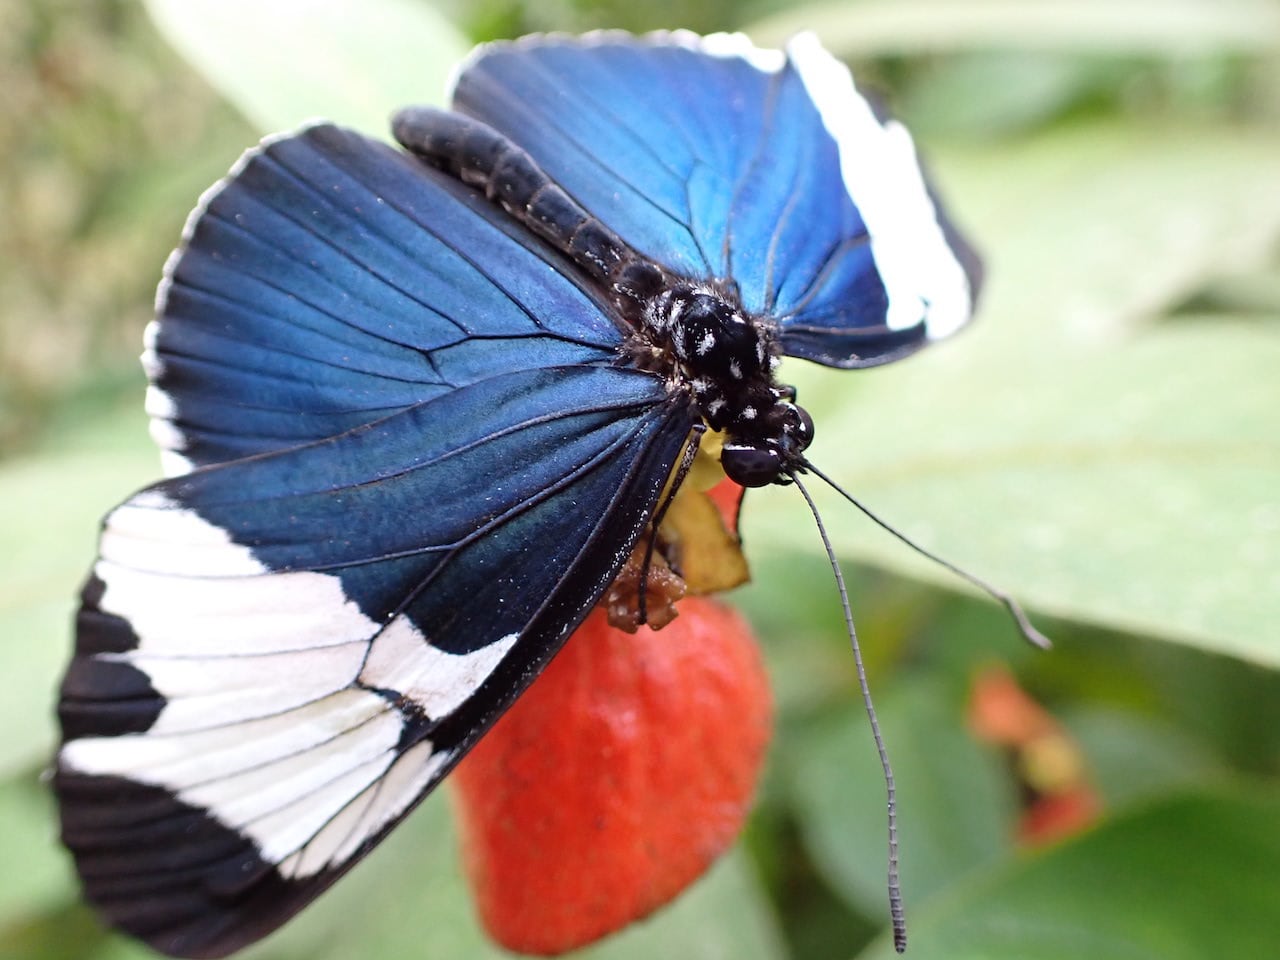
748 0 1280 57
575 846 787 960
78 791 784 960
853 786 1280 959
788 675 1015 920
893 52 1132 137
143 0 472 135
0 398 157 777
225 793 505 960
0 775 73 933
36 791 782 959
748 120 1280 667
1061 706 1227 808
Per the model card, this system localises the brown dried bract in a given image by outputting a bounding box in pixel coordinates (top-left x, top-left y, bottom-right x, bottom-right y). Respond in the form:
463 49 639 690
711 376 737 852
600 541 687 632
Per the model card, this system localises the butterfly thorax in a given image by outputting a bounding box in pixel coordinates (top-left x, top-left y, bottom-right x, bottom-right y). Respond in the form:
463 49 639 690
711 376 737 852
394 106 814 486
621 277 814 487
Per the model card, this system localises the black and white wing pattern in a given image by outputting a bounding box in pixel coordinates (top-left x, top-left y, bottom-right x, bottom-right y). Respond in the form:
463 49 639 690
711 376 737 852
56 124 696 958
449 30 982 368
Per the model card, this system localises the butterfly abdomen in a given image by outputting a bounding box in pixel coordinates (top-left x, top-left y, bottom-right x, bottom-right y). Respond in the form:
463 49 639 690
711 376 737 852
394 107 633 286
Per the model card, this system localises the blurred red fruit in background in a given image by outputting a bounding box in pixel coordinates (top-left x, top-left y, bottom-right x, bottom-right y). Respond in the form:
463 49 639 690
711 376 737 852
969 664 1101 846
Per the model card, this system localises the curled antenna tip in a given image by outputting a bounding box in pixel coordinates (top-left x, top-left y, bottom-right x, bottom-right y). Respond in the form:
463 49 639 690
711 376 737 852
1001 597 1053 650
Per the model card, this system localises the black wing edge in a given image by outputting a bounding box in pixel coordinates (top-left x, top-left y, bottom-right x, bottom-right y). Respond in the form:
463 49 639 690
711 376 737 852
54 401 696 959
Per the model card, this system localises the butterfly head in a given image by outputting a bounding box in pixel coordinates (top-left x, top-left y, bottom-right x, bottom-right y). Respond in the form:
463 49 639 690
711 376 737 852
720 399 814 487
648 283 814 488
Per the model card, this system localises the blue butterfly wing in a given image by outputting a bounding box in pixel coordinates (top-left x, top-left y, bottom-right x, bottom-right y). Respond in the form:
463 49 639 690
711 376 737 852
148 123 624 473
57 124 697 957
450 31 981 368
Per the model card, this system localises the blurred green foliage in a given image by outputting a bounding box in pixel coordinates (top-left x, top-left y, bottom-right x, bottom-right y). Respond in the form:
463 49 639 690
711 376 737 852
0 0 255 452
2 1 1278 959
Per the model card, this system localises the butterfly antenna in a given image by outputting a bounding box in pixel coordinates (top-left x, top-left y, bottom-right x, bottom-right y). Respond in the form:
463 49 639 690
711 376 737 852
802 460 1051 651
792 471 907 953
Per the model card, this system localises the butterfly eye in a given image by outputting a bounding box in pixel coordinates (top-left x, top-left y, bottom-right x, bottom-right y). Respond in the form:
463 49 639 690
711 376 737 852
721 442 784 487
786 403 815 451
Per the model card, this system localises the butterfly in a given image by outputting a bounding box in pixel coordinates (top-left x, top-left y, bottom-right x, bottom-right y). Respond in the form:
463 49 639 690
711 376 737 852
54 30 981 958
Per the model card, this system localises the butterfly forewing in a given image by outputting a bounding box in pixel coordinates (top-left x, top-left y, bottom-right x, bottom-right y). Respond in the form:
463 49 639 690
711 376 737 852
57 125 697 957
148 124 629 474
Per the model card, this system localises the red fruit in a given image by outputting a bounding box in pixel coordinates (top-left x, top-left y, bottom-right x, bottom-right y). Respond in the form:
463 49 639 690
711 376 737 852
968 665 1057 746
1017 785 1103 847
450 597 772 955
969 664 1102 846
705 477 745 534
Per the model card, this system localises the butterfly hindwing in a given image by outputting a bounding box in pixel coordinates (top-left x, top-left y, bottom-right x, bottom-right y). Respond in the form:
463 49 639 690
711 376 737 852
57 123 698 957
450 30 981 368
59 365 693 957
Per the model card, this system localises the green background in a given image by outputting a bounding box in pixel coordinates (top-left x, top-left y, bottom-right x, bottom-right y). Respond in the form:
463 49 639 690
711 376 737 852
2 1 1278 958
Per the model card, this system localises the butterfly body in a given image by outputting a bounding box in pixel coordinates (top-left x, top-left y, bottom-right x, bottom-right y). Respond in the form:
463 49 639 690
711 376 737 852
55 30 980 958
395 104 812 485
